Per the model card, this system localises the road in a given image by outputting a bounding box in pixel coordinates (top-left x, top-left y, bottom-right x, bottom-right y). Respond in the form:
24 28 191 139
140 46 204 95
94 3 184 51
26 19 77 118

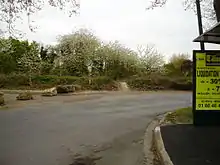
0 91 191 165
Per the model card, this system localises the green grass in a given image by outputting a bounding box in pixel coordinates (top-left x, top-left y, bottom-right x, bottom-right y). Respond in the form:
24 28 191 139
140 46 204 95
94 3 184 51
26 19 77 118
165 107 192 124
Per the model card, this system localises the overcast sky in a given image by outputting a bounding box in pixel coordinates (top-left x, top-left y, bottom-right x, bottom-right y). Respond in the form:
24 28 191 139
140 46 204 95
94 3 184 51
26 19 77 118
15 0 220 59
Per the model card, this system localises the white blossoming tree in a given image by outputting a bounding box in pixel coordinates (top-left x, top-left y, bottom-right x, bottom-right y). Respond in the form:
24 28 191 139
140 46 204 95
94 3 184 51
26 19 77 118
17 41 41 86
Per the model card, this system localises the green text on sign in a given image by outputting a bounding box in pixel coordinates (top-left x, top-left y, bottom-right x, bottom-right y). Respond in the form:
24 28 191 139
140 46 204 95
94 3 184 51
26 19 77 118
196 52 220 110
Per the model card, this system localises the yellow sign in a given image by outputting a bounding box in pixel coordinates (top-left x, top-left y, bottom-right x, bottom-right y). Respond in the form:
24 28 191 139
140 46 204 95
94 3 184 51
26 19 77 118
196 52 220 110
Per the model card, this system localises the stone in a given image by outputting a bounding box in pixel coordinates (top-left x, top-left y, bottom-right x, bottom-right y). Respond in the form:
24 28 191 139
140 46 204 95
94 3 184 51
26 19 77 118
42 87 57 97
16 92 33 100
56 85 76 93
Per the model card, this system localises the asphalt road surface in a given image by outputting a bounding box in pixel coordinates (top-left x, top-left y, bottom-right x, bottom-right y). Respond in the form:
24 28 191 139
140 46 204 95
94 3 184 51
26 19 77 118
0 91 191 165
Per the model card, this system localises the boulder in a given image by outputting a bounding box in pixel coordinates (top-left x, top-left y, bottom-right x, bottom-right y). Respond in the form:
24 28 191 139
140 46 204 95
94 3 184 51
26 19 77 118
56 85 76 93
42 87 57 97
16 92 33 100
0 96 4 106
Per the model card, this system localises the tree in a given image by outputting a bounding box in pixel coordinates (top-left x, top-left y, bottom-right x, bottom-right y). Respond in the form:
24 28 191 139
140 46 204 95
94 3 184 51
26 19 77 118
147 0 216 22
98 41 141 80
137 44 164 74
56 29 101 76
0 0 80 35
17 41 41 86
164 53 191 77
40 46 48 61
0 37 36 72
0 52 16 74
181 59 192 77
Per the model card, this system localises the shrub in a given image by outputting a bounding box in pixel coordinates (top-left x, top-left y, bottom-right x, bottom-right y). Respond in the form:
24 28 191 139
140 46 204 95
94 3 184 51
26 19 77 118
57 76 89 87
126 76 192 91
170 81 192 91
0 96 4 105
0 74 117 91
8 73 30 86
0 73 29 88
126 77 155 90
0 74 7 88
153 76 173 88
89 77 116 90
31 75 89 89
32 75 57 85
0 92 4 105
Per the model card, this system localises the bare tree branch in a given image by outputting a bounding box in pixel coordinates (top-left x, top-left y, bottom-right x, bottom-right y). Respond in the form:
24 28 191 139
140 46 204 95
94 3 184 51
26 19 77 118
0 0 80 36
146 0 216 25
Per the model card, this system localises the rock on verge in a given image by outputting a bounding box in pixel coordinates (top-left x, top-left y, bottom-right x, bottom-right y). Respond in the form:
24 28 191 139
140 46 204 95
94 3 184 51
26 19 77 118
42 87 57 97
16 92 33 100
56 85 76 93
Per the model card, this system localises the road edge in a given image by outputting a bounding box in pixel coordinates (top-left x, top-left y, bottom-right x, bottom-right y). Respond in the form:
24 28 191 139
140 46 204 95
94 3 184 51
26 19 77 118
143 117 160 164
153 113 174 165
0 89 113 95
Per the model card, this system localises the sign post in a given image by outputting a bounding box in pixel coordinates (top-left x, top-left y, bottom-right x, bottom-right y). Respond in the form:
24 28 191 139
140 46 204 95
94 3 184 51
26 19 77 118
193 50 220 125
195 0 205 50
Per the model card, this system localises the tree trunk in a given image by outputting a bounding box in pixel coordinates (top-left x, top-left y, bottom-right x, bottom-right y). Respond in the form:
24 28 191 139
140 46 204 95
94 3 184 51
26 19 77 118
29 75 32 87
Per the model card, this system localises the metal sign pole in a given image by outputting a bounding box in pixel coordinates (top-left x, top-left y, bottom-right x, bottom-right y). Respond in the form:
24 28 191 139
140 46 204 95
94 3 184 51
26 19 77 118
196 0 205 50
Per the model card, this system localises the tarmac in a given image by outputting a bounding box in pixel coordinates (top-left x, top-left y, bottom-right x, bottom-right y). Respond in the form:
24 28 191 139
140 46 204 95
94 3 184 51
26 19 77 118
0 91 191 165
161 124 220 165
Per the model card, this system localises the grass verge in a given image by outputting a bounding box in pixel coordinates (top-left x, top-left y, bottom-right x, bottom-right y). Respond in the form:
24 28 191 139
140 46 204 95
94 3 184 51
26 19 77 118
165 107 192 124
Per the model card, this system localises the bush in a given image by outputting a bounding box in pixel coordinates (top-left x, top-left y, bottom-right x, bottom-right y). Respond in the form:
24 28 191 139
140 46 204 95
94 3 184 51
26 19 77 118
32 75 57 85
0 74 118 91
127 76 192 91
126 77 156 90
8 73 30 86
0 74 7 88
89 77 117 90
0 92 4 105
168 77 192 91
0 73 29 88
170 81 192 91
31 75 89 89
153 76 172 88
